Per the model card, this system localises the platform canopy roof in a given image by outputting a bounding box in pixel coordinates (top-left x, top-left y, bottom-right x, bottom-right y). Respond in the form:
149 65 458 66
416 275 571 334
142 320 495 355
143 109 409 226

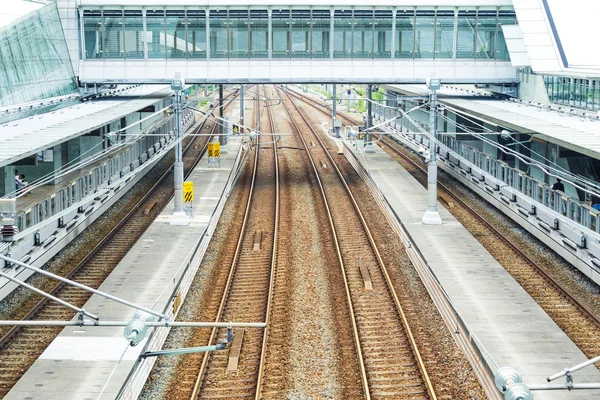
387 84 600 159
0 85 172 169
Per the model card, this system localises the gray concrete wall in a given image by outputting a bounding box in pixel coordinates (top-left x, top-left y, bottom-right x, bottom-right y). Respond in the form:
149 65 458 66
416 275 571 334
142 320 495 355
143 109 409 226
518 73 550 104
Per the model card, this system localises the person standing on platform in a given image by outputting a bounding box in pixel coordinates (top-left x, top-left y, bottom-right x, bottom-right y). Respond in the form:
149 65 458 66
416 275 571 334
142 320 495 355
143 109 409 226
552 178 565 192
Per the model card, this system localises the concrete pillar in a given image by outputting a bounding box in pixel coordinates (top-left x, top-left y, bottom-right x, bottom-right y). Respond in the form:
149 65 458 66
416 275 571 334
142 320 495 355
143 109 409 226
240 85 244 133
172 90 185 220
332 84 339 138
422 88 442 225
364 84 375 153
219 84 228 154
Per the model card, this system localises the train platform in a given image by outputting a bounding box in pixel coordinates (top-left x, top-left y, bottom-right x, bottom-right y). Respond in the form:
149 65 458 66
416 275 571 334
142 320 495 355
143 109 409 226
5 135 245 400
342 138 600 399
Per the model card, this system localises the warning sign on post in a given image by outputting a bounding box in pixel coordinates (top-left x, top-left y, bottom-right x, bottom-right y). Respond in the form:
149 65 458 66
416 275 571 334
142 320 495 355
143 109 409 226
183 181 194 203
208 142 221 157
208 142 221 168
233 124 239 134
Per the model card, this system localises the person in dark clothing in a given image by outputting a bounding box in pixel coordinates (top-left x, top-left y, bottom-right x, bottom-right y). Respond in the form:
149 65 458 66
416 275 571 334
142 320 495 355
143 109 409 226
552 178 565 192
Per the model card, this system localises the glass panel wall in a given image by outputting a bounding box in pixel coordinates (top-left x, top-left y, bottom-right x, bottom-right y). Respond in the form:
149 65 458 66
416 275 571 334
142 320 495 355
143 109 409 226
333 10 352 58
272 10 290 58
103 10 123 59
0 2 77 106
497 10 517 60
187 10 206 59
435 10 454 59
374 11 392 58
311 10 330 58
456 10 476 59
291 10 310 58
414 10 434 59
229 10 249 58
83 10 102 59
396 10 415 58
476 10 497 59
250 10 268 58
80 7 516 61
166 10 186 58
544 75 600 111
209 10 228 58
353 10 373 58
124 11 143 59
147 10 165 59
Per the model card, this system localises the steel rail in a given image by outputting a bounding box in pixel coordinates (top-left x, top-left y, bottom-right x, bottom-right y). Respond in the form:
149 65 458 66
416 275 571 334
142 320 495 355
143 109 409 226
0 89 241 351
190 87 280 400
254 86 280 400
285 87 503 398
278 86 438 400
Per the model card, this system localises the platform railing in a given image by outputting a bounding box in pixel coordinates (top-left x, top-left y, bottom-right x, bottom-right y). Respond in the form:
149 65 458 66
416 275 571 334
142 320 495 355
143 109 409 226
14 109 194 233
372 102 600 234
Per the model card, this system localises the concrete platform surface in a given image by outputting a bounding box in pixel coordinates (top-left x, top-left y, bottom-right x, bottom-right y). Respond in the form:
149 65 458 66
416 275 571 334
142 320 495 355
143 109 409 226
343 138 600 400
5 136 243 400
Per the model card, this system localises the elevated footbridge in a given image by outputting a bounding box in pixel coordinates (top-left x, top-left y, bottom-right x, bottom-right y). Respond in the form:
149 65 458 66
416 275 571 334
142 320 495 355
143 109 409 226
67 0 520 84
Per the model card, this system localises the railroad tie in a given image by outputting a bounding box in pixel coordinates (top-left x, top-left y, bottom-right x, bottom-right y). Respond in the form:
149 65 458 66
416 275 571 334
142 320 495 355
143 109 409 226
253 231 262 252
359 264 373 291
226 328 245 373
144 201 157 215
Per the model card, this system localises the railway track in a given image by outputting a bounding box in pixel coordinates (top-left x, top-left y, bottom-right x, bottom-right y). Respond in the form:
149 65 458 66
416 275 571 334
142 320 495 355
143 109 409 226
288 86 600 370
190 86 279 399
0 90 240 398
278 86 437 399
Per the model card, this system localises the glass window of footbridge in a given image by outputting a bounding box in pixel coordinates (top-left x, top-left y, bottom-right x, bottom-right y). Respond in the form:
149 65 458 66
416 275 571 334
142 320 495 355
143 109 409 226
396 9 415 58
124 10 143 59
456 10 476 59
435 10 454 59
229 10 249 58
250 10 268 58
210 10 228 58
311 10 330 58
103 10 123 59
414 10 435 59
291 10 310 58
188 10 207 59
272 10 290 58
496 10 517 60
166 11 186 58
353 10 373 58
333 10 352 58
147 10 165 59
477 10 498 59
83 10 102 59
374 11 393 58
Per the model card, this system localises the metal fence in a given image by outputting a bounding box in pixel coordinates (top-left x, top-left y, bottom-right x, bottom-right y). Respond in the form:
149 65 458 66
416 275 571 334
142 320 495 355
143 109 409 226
15 109 194 233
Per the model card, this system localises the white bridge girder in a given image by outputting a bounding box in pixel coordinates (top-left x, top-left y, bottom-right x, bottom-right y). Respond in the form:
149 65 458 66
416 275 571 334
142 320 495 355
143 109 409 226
79 60 518 84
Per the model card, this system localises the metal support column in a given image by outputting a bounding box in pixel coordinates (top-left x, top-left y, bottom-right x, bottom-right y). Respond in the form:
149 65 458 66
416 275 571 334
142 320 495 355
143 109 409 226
219 84 228 153
240 85 244 133
332 84 340 138
171 77 188 225
422 78 442 225
364 84 375 153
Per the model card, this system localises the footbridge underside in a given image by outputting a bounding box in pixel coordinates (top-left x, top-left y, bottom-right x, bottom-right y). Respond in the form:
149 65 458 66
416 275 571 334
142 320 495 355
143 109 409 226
78 60 518 84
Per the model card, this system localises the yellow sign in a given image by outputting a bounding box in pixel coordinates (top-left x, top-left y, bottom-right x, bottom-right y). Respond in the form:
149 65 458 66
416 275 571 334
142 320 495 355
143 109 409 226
233 124 239 134
183 181 194 202
173 290 182 313
208 142 221 158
